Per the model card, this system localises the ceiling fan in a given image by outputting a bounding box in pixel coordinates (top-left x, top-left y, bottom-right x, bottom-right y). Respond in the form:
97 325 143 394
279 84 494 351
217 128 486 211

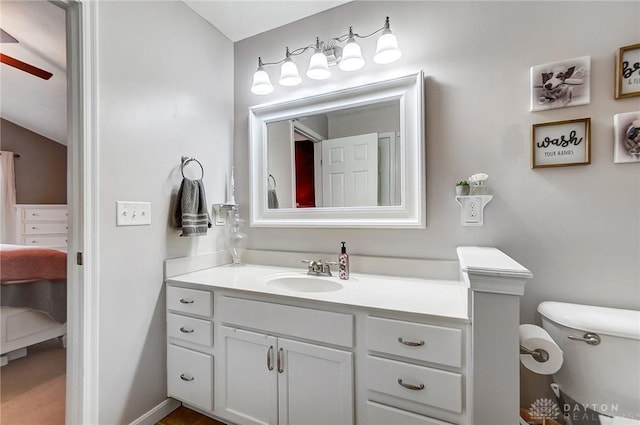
0 28 53 80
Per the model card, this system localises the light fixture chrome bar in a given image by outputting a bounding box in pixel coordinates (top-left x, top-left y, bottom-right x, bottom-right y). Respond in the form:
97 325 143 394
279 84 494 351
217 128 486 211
251 16 401 95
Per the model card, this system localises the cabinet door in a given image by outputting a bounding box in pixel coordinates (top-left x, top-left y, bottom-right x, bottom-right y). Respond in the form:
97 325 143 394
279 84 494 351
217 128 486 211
277 338 353 425
217 326 278 425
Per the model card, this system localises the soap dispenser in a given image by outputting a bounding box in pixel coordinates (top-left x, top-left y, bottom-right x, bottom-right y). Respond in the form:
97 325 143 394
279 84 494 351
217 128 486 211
338 241 349 280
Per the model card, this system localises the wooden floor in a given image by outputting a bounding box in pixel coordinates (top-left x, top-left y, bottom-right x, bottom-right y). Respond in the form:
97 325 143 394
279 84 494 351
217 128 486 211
156 406 227 425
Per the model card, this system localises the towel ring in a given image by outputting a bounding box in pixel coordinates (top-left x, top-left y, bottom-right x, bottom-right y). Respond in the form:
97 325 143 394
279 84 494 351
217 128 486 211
181 156 204 179
268 174 276 190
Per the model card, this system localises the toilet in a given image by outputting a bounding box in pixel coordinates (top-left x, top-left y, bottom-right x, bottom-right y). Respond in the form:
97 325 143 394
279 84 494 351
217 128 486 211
538 301 640 424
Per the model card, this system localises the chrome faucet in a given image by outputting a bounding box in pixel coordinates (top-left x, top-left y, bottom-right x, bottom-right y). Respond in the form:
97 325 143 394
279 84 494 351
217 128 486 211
302 259 337 276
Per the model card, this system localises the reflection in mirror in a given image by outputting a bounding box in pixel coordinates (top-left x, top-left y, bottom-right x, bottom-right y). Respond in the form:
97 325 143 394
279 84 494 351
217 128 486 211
267 100 400 209
249 71 424 228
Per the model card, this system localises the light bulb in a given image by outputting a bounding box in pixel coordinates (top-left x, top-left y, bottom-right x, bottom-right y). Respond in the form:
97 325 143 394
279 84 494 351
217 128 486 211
339 29 364 72
307 51 331 80
279 48 302 86
374 17 401 64
251 58 273 95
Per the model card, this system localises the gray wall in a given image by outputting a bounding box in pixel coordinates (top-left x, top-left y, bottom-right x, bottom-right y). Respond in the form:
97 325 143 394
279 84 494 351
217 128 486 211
95 2 233 423
0 118 67 204
233 1 640 406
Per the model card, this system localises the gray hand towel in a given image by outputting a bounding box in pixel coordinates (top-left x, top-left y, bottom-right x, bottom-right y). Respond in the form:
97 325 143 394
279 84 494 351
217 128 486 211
268 188 279 209
174 178 212 236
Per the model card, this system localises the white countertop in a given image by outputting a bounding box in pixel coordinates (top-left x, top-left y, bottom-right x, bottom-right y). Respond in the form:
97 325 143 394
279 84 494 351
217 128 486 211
166 264 469 322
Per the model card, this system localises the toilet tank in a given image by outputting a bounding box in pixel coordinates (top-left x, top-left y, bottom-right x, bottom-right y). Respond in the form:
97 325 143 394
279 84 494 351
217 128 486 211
538 301 640 420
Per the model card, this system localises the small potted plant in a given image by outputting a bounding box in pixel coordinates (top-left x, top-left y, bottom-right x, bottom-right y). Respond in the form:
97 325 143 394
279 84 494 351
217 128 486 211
456 180 470 196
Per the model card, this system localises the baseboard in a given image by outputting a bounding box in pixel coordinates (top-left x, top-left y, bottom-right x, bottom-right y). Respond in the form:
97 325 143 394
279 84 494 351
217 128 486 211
129 398 181 425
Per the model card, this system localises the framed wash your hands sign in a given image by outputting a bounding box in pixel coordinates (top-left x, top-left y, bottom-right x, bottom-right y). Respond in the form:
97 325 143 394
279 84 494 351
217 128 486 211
616 44 640 99
531 118 591 168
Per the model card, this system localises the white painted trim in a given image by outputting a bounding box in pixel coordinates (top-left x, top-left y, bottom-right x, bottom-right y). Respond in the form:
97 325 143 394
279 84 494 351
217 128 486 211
249 71 425 228
60 0 100 423
128 398 181 425
80 2 100 423
464 273 528 296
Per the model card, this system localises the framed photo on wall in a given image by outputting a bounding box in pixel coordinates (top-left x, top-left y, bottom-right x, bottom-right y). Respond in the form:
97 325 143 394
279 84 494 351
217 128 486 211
530 56 590 111
614 111 640 163
615 44 640 99
531 118 591 168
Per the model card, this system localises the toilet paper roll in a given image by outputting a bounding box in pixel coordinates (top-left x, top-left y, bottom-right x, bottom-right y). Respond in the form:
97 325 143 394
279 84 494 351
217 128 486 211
519 324 563 375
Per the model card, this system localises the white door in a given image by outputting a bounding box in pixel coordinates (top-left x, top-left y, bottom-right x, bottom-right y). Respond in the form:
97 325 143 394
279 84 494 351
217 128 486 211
217 326 278 425
277 338 353 425
377 132 398 206
322 133 378 207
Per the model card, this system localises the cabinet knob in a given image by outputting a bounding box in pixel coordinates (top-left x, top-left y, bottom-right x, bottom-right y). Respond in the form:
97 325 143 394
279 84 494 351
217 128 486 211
397 378 424 391
179 298 194 304
179 327 194 334
180 373 195 382
397 337 425 347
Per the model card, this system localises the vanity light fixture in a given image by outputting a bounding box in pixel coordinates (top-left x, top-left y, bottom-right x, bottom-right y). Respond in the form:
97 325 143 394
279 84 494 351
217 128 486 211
250 16 401 95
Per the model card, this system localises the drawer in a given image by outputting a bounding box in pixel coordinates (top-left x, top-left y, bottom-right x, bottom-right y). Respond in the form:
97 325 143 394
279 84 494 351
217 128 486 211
22 207 68 222
218 296 353 348
366 401 455 425
22 235 68 248
367 316 462 368
22 222 68 235
167 286 213 318
167 344 213 411
366 355 462 413
167 313 213 347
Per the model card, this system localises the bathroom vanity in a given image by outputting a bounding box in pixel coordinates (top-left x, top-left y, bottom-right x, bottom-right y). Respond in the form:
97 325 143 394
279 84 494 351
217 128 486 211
164 246 532 425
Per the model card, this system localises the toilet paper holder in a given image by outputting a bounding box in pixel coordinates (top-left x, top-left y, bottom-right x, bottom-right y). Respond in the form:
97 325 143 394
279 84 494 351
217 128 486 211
520 345 549 363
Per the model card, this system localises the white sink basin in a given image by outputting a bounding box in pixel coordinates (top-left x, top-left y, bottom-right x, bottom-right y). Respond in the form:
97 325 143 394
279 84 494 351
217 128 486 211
265 275 344 293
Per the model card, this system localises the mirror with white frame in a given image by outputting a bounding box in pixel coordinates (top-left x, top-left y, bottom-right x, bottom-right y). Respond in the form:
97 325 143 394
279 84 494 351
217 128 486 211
249 71 425 228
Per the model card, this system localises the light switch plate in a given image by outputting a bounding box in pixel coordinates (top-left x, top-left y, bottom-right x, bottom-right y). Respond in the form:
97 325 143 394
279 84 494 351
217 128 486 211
116 201 151 226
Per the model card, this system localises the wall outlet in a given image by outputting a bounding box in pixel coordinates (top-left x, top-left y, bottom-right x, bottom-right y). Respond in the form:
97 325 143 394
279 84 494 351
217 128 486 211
455 195 492 226
116 201 151 226
464 198 480 223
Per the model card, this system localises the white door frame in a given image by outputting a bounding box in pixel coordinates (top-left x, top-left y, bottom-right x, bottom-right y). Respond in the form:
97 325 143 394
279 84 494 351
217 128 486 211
54 0 99 423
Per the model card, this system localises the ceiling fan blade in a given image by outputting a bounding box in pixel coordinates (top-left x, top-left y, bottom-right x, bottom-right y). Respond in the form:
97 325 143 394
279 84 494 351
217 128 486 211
0 53 53 80
0 29 19 43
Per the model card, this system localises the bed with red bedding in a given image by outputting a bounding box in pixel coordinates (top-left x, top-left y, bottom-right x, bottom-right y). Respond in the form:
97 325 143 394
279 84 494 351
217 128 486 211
0 244 67 360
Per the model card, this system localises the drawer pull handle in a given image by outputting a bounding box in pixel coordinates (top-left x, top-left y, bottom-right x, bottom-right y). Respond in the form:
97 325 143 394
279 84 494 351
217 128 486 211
267 346 274 371
277 348 284 373
398 337 425 347
179 298 194 304
397 378 424 391
180 373 195 382
179 327 194 333
32 227 37 230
